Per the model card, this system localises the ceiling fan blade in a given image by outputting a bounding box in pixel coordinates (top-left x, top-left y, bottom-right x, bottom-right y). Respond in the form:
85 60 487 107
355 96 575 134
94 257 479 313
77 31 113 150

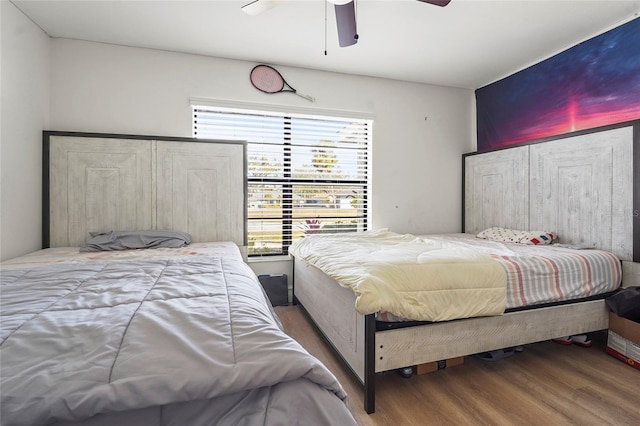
335 1 358 47
241 0 287 16
417 0 452 6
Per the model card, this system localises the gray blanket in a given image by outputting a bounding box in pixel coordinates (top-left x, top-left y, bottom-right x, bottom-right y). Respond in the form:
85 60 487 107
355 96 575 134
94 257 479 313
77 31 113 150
0 256 355 425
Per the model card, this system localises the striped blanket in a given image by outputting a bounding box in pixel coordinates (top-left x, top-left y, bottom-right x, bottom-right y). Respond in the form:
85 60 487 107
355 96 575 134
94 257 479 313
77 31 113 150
426 234 621 309
375 234 621 322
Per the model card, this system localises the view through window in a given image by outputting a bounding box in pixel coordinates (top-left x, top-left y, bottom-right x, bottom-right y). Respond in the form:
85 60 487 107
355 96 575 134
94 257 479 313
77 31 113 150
193 105 371 256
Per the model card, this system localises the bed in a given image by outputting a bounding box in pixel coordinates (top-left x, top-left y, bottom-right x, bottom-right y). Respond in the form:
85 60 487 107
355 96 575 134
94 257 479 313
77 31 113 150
0 132 357 426
291 120 640 414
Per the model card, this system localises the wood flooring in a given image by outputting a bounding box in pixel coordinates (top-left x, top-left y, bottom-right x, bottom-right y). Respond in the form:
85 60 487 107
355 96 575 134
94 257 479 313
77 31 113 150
274 305 640 426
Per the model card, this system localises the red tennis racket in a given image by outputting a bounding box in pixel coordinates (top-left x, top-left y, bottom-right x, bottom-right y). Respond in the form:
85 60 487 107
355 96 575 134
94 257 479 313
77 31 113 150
250 65 315 102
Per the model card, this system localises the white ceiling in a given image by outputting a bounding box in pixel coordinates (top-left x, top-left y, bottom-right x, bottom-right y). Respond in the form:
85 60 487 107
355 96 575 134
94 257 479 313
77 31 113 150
12 0 640 89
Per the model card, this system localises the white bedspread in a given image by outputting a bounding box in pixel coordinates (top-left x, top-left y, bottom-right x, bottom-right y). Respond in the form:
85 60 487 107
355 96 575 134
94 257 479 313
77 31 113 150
289 229 507 321
1 249 354 425
0 241 243 269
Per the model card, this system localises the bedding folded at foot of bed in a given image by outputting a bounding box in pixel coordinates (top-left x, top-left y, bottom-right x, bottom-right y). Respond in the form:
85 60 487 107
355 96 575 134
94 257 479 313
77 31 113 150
289 229 507 322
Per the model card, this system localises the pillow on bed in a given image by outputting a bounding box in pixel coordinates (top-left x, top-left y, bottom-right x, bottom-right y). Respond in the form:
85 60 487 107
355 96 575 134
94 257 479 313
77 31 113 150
476 227 556 245
80 230 192 252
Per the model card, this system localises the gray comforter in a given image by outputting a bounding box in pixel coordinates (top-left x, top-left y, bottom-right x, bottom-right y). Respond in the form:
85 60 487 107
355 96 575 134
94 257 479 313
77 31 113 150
0 256 355 425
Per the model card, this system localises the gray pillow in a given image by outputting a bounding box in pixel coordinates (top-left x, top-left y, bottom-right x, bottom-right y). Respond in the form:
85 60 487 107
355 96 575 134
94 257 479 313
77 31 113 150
80 230 192 252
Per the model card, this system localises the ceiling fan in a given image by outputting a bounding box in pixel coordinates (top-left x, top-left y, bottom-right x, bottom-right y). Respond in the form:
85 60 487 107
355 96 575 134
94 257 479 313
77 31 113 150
242 0 452 47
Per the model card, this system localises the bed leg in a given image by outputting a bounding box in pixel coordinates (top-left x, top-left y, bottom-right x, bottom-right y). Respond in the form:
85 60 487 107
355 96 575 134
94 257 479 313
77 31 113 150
291 257 297 305
364 313 376 414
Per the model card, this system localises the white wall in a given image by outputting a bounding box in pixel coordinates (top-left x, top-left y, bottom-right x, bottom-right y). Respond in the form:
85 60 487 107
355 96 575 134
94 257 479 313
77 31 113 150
2 32 474 267
0 2 50 261
50 38 474 230
48 39 474 276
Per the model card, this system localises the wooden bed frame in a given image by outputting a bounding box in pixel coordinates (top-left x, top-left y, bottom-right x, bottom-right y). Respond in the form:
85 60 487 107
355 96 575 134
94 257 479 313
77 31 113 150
30 131 360 426
42 131 247 249
292 120 640 414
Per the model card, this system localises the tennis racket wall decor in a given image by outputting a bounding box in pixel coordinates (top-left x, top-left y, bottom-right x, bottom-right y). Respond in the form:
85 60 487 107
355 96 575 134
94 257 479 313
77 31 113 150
250 65 315 102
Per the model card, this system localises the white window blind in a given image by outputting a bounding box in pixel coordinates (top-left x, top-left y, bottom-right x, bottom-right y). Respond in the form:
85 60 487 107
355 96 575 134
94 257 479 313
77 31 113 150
193 105 371 256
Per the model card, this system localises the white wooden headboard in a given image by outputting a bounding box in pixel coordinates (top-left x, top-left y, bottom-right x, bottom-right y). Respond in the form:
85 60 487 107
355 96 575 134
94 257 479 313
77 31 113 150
464 121 638 267
43 132 247 248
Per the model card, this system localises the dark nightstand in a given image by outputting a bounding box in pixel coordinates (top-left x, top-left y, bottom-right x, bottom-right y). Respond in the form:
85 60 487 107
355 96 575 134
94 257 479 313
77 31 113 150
258 274 288 306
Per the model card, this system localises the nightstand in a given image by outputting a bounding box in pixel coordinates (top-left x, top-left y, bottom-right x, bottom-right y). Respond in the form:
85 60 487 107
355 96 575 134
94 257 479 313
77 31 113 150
258 274 288 306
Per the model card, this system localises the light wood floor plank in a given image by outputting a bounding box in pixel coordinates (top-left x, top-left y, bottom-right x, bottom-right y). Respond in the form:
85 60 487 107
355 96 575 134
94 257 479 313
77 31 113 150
275 305 640 426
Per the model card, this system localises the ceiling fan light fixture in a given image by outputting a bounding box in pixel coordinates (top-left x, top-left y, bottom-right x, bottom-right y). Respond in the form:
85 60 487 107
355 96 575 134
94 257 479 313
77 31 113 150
335 1 358 47
417 0 452 6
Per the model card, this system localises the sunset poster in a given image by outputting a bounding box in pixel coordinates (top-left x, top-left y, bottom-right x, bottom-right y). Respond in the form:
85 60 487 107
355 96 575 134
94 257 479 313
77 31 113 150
476 17 640 151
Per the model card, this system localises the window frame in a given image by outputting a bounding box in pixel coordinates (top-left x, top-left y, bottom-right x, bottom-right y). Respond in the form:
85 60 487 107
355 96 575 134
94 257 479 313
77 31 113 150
192 101 372 257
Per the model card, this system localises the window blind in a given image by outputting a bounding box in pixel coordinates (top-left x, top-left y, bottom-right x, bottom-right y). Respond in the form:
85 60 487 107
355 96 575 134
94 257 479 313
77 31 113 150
193 105 371 256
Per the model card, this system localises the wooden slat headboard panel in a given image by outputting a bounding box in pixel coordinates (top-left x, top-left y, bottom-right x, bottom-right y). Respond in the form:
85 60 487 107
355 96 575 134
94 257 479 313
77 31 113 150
463 120 638 262
43 131 247 248
529 125 633 260
464 145 529 233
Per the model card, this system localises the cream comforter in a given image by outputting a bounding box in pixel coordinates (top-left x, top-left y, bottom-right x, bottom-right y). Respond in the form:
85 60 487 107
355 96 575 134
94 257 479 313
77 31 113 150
289 229 507 321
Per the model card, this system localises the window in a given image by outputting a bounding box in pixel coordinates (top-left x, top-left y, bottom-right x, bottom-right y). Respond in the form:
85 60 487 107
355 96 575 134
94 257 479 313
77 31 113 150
193 104 371 256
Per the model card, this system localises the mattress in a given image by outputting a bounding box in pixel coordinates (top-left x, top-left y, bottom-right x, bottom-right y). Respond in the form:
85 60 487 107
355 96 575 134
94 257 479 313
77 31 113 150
290 231 621 323
377 233 621 322
0 244 356 426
